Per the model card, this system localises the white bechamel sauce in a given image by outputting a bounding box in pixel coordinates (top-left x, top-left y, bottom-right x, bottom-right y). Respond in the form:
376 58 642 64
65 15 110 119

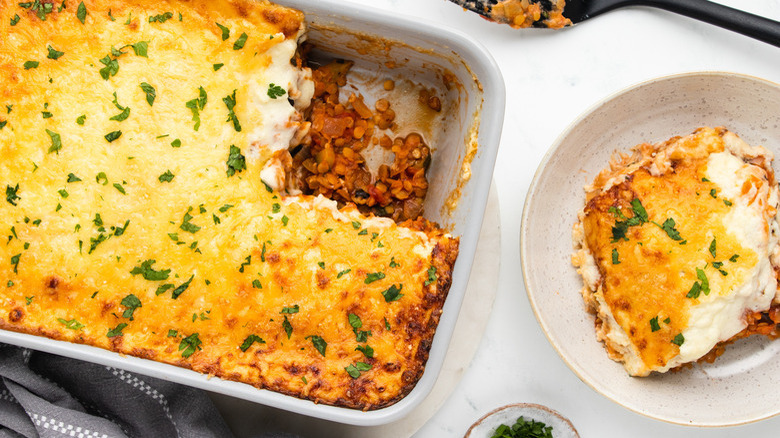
245 30 315 191
663 151 778 371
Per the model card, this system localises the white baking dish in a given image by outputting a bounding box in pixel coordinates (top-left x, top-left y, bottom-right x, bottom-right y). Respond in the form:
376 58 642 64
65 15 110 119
0 0 505 426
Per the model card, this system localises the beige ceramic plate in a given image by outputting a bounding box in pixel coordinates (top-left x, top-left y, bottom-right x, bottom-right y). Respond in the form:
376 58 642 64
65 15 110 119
521 72 780 426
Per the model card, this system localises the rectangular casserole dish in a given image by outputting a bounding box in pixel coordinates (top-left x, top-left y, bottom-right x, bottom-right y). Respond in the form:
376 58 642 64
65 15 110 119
0 0 504 425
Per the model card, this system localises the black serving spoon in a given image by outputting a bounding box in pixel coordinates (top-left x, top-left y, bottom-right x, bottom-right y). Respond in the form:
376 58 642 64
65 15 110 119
450 0 780 47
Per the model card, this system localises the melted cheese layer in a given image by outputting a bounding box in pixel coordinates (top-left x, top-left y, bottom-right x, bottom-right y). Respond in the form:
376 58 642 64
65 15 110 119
0 0 459 409
574 127 780 376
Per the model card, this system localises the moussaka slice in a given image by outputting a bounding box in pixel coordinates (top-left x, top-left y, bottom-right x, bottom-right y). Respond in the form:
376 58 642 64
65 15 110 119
0 0 458 409
573 127 780 376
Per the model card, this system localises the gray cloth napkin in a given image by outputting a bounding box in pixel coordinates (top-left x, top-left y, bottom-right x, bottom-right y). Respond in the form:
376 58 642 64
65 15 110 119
0 344 235 438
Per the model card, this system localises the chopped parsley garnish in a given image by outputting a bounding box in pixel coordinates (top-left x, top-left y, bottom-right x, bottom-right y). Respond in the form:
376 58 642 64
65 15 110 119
282 315 293 339
47 45 64 60
381 284 403 302
167 329 178 337
76 115 86 125
216 22 230 40
252 279 262 289
337 268 351 278
425 266 438 286
120 294 142 320
23 60 39 70
110 98 131 121
58 189 68 198
67 173 81 182
238 255 251 273
10 14 20 25
223 90 241 132
365 271 385 284
226 144 246 177
6 184 20 206
384 317 391 330
611 248 621 265
98 53 120 80
656 218 681 241
185 87 207 131
172 275 194 299
219 204 234 213
179 333 202 358
25 296 33 305
491 417 553 438
155 284 174 296
710 189 717 198
267 83 286 99
180 208 201 233
357 229 367 236
281 305 299 314
213 63 224 71
159 170 175 182
46 129 62 153
649 316 661 332
345 362 371 379
709 238 717 258
356 345 374 358
281 215 289 226
729 254 740 263
10 253 20 273
239 334 265 352
317 261 324 269
233 32 248 50
149 12 173 23
307 335 327 357
57 318 84 330
129 41 148 57
171 139 181 148
130 259 170 281
671 333 685 346
96 172 108 185
113 183 126 194
140 82 156 106
107 323 128 338
77 1 87 23
348 313 371 343
104 130 122 143
697 267 710 295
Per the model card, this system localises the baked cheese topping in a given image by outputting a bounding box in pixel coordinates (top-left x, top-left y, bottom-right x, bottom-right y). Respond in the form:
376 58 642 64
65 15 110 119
0 0 459 409
573 127 780 376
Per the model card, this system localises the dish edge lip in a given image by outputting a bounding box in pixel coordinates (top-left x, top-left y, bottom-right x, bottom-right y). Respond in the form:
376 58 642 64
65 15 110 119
464 402 580 437
519 70 780 427
0 0 507 428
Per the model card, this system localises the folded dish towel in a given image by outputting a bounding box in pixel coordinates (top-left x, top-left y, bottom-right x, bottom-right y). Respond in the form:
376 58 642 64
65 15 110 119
0 343 235 438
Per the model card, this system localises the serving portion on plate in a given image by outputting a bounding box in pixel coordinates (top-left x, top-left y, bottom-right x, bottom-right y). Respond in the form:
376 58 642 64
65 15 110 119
0 0 504 425
522 72 780 426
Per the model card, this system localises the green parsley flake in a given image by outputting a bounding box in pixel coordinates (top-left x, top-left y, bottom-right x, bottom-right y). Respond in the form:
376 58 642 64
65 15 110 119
179 333 202 358
10 253 20 273
659 218 682 241
216 22 230 40
356 344 374 358
23 60 39 70
107 323 128 338
239 334 265 352
233 32 248 50
120 294 142 320
709 238 717 258
171 139 181 148
130 41 148 57
337 268 351 279
47 45 64 60
10 14 20 26
130 259 170 281
252 279 262 289
57 318 84 330
57 189 68 198
46 129 62 154
172 275 194 299
67 173 81 182
6 184 20 206
104 130 122 143
159 170 175 182
223 90 242 131
140 82 156 106
729 254 740 263
149 12 173 23
76 115 86 125
226 144 246 177
267 83 286 99
213 63 224 71
282 315 293 339
365 272 385 284
281 305 299 314
307 335 327 357
185 87 207 131
424 266 438 286
77 1 87 23
345 362 372 379
381 284 403 302
180 208 201 233
649 316 661 332
671 333 685 346
113 183 126 194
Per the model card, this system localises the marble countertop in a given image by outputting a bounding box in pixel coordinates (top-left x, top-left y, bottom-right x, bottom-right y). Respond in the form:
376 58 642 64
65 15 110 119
370 0 780 437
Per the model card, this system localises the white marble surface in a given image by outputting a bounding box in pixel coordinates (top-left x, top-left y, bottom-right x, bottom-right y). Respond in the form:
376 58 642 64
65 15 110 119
344 0 780 437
